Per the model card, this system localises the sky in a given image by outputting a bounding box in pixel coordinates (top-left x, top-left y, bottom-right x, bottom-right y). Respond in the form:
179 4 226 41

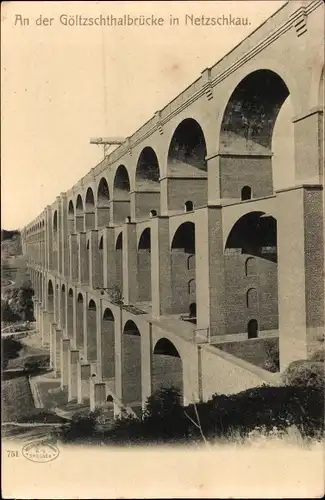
1 0 291 230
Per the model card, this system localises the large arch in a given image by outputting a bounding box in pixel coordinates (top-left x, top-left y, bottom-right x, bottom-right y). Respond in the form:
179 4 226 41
152 338 183 397
166 118 208 211
219 69 292 198
87 299 97 362
97 177 111 228
134 147 160 219
171 222 196 318
224 211 278 335
85 187 95 230
137 228 151 302
112 165 131 224
52 211 58 268
122 320 141 409
101 308 115 383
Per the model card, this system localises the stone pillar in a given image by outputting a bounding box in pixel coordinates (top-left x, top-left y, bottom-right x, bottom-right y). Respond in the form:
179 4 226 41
41 310 53 346
277 185 324 370
114 306 123 402
96 206 110 228
151 216 172 317
141 322 152 410
68 350 80 402
75 214 84 233
90 382 107 411
207 154 221 204
110 200 130 225
69 234 79 282
77 362 91 404
293 108 323 185
78 233 89 285
183 345 200 406
89 230 102 289
195 206 226 337
60 338 71 390
85 211 95 231
122 222 138 304
103 227 116 289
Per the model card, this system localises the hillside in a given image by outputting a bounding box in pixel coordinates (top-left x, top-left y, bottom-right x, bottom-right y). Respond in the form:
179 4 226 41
1 231 22 261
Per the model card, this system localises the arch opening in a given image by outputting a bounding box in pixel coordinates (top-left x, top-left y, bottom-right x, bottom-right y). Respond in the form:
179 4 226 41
247 319 258 339
168 118 207 174
115 232 123 295
135 147 160 190
152 338 183 400
122 320 141 412
87 299 97 361
241 186 252 201
101 308 115 381
171 222 196 316
97 178 110 207
184 200 194 212
138 228 151 302
76 293 84 349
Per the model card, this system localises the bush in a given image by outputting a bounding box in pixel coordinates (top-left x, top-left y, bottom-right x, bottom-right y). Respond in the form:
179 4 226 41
263 340 280 372
23 355 50 375
310 349 325 363
282 360 324 389
2 338 23 368
60 410 100 442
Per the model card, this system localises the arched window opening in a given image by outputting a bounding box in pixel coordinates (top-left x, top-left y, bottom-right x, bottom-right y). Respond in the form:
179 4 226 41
99 236 103 250
116 232 123 250
247 319 258 339
189 302 197 318
97 177 110 206
246 288 258 308
241 186 252 201
88 299 96 311
245 257 257 276
187 254 195 271
184 200 194 212
188 279 196 294
150 210 157 218
85 187 95 211
53 211 58 233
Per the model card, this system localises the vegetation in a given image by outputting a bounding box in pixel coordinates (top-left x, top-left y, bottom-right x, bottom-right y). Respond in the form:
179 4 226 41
1 230 22 260
1 282 35 323
2 338 23 369
281 360 324 390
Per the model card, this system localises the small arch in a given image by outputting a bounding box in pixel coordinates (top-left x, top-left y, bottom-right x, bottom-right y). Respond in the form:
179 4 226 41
115 232 123 250
247 319 258 339
184 200 194 212
113 165 130 198
76 194 84 214
153 338 180 357
187 254 195 271
171 221 195 253
48 280 54 295
125 216 131 223
97 177 110 206
189 302 197 317
188 279 196 294
85 187 95 211
245 257 257 276
77 292 84 303
123 320 140 336
106 395 113 402
86 239 90 250
68 288 73 297
138 228 151 251
150 210 157 218
99 236 103 250
61 284 66 292
53 211 58 232
68 200 74 216
103 308 114 321
88 299 96 310
241 186 252 201
246 288 258 308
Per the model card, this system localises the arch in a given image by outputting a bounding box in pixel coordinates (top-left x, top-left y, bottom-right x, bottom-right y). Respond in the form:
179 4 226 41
171 221 195 253
85 187 95 211
138 228 151 251
68 200 74 216
53 210 58 232
152 338 183 397
225 211 277 262
184 200 194 212
76 194 84 214
241 186 252 201
101 308 115 380
88 299 96 310
153 338 180 357
167 118 207 174
137 228 151 302
97 177 110 206
150 210 157 218
188 279 196 295
76 292 84 349
47 279 54 313
123 320 140 336
48 279 54 296
246 288 258 308
122 320 142 409
60 284 66 331
77 292 84 302
247 319 258 339
187 254 195 271
245 257 256 276
99 236 103 250
113 165 130 199
115 232 123 250
220 69 290 152
135 146 160 189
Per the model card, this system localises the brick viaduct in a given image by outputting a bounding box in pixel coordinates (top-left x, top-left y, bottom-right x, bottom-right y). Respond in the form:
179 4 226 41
22 0 324 416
